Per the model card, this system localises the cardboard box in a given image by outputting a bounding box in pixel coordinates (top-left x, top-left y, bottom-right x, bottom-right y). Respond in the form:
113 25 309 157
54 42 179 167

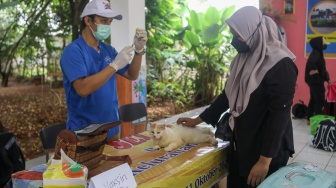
310 115 335 135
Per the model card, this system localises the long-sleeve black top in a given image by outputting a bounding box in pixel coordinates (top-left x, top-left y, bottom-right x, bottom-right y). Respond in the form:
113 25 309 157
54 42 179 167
199 57 298 176
305 37 330 85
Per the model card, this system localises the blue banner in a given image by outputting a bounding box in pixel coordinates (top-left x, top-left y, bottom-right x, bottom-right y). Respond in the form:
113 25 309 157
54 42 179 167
306 0 336 58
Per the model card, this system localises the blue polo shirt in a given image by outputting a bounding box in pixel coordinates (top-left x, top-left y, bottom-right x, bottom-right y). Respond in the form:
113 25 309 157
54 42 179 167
60 35 129 138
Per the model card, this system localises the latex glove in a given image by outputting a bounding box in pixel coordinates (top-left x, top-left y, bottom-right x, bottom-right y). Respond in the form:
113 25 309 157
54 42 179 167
133 28 148 53
109 46 134 71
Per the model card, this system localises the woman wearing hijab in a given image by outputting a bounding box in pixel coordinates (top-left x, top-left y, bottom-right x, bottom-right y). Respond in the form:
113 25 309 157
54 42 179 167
305 36 331 125
177 6 297 187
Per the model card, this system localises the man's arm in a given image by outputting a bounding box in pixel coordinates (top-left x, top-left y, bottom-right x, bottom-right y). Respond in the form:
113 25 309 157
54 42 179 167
72 66 117 97
122 53 143 80
73 46 134 97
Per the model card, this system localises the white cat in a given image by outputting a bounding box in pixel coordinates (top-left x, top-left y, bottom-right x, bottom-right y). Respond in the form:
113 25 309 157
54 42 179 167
149 123 218 152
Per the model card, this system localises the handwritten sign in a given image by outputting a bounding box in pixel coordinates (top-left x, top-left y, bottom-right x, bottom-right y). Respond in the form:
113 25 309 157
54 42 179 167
89 163 137 188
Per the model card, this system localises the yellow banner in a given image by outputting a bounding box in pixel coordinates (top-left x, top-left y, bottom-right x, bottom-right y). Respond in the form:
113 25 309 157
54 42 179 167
103 131 229 188
306 34 336 43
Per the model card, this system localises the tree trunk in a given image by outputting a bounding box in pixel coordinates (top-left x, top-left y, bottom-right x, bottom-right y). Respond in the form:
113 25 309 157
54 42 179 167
1 72 10 87
70 0 89 41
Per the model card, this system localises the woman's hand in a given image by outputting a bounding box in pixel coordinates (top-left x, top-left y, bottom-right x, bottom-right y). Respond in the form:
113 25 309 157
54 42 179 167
309 69 319 75
176 117 203 127
247 156 271 187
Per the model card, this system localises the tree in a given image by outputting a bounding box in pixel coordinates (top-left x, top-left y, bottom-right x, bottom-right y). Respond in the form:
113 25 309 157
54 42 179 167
182 6 236 105
0 0 53 86
145 0 199 107
67 0 89 41
145 0 186 83
0 0 87 87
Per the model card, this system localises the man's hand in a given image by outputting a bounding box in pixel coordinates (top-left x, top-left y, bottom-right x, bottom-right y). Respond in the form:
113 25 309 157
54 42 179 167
109 46 134 71
133 28 148 53
247 156 271 187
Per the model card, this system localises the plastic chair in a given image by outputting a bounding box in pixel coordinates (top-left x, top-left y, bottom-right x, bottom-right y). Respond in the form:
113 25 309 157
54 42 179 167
39 123 66 162
118 102 147 124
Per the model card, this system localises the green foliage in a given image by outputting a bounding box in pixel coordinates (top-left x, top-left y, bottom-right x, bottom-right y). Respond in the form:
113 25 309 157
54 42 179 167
311 19 336 27
145 0 191 108
0 1 19 10
0 0 73 86
182 5 236 105
145 0 186 74
148 81 190 111
145 1 237 108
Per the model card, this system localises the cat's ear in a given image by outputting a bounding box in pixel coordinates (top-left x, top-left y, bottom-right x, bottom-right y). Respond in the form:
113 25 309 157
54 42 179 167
166 124 173 128
159 124 166 129
150 123 156 129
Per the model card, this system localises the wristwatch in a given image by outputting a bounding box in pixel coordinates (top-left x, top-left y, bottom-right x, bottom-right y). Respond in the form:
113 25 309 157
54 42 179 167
135 48 146 55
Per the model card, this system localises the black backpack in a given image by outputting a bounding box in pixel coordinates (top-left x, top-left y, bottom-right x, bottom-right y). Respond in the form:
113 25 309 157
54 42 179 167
292 100 308 119
0 132 25 188
311 119 336 152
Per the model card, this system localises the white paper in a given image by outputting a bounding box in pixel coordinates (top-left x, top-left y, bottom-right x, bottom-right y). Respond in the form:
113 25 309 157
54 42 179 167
89 163 137 188
60 149 77 164
304 163 319 172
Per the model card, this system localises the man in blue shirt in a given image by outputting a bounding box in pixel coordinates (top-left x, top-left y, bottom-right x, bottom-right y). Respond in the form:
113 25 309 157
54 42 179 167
60 0 147 141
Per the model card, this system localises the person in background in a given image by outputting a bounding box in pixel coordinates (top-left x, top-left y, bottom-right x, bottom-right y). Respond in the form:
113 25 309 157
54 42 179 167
60 0 147 141
177 6 297 187
305 36 331 125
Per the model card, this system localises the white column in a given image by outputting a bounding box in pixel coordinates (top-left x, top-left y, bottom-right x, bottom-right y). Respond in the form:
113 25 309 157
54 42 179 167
109 0 147 105
109 0 145 51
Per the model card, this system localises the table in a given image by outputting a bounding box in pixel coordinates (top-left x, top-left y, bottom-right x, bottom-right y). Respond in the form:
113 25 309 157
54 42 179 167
104 131 229 188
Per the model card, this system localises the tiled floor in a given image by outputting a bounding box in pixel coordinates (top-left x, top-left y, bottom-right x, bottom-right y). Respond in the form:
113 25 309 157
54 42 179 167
26 106 336 176
290 117 336 173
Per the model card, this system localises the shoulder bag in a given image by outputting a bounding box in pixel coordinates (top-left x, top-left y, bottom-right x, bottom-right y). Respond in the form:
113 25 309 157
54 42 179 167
214 112 232 141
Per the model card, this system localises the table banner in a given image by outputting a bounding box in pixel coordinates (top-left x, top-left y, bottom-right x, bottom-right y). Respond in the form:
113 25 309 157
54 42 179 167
103 131 229 188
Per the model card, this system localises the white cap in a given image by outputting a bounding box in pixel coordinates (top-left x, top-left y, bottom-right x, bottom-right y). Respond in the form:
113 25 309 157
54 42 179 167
80 0 122 20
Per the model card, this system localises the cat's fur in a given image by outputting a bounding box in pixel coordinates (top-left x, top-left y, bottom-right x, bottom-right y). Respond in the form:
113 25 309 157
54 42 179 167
149 123 218 151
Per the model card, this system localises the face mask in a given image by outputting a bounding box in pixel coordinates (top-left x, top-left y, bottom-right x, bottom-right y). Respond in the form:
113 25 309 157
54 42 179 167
322 44 327 50
230 20 262 54
89 23 111 41
231 36 250 53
